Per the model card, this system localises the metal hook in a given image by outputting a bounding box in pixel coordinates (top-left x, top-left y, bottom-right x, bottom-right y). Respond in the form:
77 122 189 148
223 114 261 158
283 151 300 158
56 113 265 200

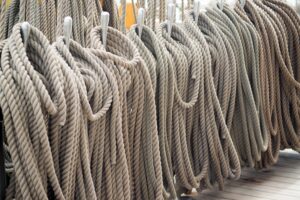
63 16 72 49
227 0 238 9
21 22 30 50
218 0 224 10
194 0 201 23
167 3 176 36
137 8 145 38
101 12 110 50
240 0 246 8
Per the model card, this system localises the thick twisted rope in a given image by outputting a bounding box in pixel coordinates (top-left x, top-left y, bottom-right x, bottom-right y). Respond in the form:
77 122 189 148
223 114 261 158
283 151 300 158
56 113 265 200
183 10 241 191
1 2 300 200
188 11 238 180
156 22 201 194
53 36 118 199
204 5 269 168
0 23 66 200
90 25 163 200
259 0 300 152
128 24 177 200
235 0 294 168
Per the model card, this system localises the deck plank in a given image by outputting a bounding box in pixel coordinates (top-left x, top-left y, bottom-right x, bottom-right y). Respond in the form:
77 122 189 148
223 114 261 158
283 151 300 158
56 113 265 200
192 150 300 200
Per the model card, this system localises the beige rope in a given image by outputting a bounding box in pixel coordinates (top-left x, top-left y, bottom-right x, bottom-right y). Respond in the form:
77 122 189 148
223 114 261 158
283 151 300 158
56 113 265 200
146 0 156 30
184 10 241 190
0 0 7 40
159 0 166 22
156 22 201 194
125 26 166 200
1 23 66 200
204 5 269 168
260 0 300 152
128 24 177 199
53 37 115 200
191 12 236 156
92 25 162 199
1 1 300 200
3 0 20 39
236 0 284 168
90 25 163 199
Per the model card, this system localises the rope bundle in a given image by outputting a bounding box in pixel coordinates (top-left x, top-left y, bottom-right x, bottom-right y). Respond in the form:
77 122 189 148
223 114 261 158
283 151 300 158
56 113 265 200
257 0 300 152
0 0 300 200
156 22 201 193
128 25 177 199
234 0 300 168
53 37 119 200
0 24 66 200
90 26 163 200
206 5 269 168
184 10 241 191
0 0 103 44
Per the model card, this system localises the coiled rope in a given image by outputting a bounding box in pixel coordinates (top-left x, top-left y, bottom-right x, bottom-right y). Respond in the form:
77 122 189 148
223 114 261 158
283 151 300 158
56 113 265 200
259 0 300 152
128 24 177 200
236 0 286 168
90 25 163 200
205 5 269 168
53 36 118 200
1 1 300 200
156 22 201 194
0 23 66 200
184 10 241 191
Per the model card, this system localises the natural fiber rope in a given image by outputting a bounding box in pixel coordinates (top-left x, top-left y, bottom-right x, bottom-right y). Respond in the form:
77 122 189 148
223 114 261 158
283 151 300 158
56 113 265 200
2 0 20 40
53 37 118 200
248 0 285 168
90 25 163 200
156 22 201 194
125 26 167 200
128 24 177 200
0 23 66 200
192 11 236 132
235 0 290 168
184 10 241 190
259 0 300 152
0 0 7 40
55 34 135 199
234 1 276 169
1 1 300 200
204 5 269 168
189 10 238 169
146 0 156 30
251 0 300 164
85 0 100 47
159 0 166 22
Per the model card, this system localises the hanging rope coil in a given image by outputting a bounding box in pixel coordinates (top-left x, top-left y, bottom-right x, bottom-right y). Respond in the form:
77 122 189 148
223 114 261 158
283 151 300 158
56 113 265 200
90 25 163 200
0 23 66 200
183 10 241 191
128 24 177 200
156 22 201 193
53 36 120 200
236 0 285 168
1 1 300 200
204 5 269 168
259 0 300 152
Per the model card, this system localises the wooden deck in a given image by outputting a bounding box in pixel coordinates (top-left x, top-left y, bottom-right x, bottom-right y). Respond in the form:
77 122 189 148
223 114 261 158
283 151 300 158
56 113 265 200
184 150 300 200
